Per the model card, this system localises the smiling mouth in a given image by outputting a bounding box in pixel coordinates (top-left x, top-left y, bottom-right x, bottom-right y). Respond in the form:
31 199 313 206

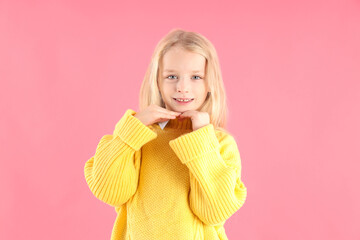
173 98 194 102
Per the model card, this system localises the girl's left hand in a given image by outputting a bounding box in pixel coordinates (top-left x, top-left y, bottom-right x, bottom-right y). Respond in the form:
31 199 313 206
178 110 210 131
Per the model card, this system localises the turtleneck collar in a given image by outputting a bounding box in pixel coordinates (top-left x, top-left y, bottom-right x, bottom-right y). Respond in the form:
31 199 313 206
157 117 193 130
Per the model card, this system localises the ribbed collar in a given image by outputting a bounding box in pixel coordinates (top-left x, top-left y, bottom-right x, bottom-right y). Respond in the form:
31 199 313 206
157 117 193 130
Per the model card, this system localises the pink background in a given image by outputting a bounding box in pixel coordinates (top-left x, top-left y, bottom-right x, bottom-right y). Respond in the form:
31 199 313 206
1 0 359 239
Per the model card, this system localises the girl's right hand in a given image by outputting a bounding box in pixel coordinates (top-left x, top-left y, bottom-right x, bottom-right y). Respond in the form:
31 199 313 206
133 104 181 126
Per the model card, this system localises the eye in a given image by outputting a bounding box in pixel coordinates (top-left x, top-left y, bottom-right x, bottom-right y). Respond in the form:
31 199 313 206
193 75 203 80
167 75 177 79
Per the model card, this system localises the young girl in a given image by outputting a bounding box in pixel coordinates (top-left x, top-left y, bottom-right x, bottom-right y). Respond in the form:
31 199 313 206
84 28 247 240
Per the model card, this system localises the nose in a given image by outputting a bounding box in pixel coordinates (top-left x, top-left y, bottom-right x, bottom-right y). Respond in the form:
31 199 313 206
176 77 190 93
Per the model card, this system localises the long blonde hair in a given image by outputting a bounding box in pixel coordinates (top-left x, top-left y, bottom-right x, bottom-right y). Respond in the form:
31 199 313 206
138 28 229 134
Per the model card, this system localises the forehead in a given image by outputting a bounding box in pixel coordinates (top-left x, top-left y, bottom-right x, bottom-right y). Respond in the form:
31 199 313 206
161 47 206 73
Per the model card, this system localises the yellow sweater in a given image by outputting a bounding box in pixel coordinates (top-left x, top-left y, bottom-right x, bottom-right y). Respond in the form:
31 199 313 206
84 109 247 240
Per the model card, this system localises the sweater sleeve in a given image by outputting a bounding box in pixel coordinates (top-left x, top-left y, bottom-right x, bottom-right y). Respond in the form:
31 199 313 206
168 124 247 226
84 109 157 207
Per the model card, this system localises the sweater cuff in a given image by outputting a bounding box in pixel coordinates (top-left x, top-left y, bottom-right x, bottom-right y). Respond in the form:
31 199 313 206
114 109 157 151
169 124 219 164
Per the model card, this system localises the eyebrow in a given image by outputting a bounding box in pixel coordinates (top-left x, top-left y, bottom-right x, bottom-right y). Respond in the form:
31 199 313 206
163 69 204 73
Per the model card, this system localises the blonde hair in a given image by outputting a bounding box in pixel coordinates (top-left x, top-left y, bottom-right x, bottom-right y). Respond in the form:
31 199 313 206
138 28 229 134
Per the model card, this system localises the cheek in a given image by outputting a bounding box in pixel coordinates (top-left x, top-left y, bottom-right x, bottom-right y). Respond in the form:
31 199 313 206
162 84 174 94
195 82 207 91
194 86 207 97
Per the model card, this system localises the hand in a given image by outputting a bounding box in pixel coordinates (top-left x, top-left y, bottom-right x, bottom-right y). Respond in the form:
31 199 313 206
178 110 210 131
133 104 181 126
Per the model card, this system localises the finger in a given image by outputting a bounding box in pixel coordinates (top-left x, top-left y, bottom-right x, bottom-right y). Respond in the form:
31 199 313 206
159 117 174 122
159 108 181 116
166 109 181 115
158 112 177 120
179 112 190 117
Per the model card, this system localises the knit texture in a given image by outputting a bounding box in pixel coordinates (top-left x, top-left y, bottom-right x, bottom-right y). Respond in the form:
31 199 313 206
84 109 247 240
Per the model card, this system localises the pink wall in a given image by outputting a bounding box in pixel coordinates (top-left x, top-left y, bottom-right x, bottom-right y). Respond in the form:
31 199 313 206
1 0 359 239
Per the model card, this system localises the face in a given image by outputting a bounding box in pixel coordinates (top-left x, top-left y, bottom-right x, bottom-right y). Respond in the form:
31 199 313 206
158 46 209 113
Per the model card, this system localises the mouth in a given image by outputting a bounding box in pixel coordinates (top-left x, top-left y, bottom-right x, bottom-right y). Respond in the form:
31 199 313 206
173 98 194 103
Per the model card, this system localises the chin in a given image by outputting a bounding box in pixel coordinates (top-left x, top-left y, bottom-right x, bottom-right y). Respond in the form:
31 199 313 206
167 100 199 112
176 106 197 112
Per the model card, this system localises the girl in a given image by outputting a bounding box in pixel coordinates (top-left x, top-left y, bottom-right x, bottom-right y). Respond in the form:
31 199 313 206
84 28 247 240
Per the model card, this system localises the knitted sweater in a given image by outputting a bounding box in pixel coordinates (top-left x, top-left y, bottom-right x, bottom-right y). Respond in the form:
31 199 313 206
84 109 247 240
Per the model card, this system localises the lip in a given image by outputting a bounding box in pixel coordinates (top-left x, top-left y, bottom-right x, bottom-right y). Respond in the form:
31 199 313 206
173 98 194 104
173 98 194 100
